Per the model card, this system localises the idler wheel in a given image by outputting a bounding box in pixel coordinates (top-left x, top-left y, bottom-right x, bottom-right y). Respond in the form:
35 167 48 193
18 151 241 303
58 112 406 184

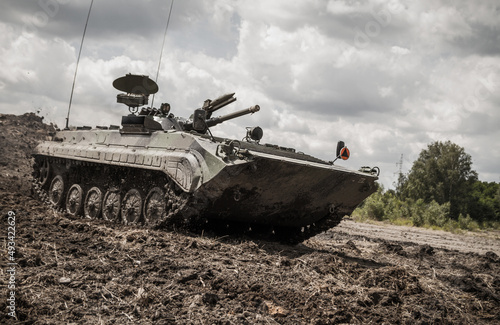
102 189 121 222
121 189 143 224
66 184 83 216
144 187 166 226
48 175 65 207
84 187 103 219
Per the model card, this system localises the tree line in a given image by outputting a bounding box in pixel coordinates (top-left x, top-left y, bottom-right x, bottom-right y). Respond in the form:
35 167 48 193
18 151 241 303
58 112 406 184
354 141 500 231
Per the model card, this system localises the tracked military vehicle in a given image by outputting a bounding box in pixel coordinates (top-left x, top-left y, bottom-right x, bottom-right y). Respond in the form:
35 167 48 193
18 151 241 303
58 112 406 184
33 74 379 242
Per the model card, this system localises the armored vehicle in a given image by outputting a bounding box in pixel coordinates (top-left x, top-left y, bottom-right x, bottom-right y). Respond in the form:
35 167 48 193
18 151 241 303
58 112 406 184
33 74 379 242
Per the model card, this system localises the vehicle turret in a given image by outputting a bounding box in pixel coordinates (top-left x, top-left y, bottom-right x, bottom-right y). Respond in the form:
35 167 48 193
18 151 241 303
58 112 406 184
114 74 261 136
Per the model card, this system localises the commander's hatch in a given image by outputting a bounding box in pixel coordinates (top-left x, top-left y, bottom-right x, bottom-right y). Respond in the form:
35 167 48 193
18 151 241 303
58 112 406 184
113 74 162 134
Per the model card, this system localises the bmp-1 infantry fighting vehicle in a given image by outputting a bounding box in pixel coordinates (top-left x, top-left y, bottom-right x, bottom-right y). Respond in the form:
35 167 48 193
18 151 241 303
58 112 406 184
33 74 379 242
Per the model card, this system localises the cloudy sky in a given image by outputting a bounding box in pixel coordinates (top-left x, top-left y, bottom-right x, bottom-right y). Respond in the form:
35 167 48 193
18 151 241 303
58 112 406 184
1 0 499 189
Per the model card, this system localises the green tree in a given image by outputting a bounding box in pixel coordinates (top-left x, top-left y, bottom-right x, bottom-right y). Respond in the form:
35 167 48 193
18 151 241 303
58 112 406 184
400 141 478 219
497 187 500 216
394 172 407 199
468 181 500 221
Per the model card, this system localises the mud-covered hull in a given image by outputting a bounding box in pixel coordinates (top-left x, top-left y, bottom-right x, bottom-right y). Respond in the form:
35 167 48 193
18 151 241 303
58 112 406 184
197 154 376 227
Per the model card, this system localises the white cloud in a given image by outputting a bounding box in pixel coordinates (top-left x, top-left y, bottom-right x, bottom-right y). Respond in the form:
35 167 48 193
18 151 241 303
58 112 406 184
378 86 394 98
391 46 410 55
327 0 365 15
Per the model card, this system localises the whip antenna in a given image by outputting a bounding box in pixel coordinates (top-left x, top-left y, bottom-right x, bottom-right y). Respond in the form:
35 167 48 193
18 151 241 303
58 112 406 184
151 0 175 109
65 0 94 130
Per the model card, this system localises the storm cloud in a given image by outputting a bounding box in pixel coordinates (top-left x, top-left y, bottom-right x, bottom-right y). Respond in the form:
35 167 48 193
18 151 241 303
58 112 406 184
1 0 499 188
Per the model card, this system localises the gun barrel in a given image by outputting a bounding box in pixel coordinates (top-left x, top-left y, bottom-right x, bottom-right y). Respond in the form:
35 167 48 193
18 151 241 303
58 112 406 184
206 105 260 127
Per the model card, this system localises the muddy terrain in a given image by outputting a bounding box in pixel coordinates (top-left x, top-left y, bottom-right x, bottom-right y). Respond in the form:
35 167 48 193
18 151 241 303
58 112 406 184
1 113 499 324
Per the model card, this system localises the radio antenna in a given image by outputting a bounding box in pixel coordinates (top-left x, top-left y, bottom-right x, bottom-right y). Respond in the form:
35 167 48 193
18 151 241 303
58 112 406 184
151 0 175 109
65 0 94 130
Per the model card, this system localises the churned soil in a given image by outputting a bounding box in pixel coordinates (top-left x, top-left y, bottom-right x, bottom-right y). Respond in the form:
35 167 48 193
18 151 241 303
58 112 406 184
1 113 499 324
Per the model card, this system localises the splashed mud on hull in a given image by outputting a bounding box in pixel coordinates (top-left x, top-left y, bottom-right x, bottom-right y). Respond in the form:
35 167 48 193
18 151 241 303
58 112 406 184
198 154 376 227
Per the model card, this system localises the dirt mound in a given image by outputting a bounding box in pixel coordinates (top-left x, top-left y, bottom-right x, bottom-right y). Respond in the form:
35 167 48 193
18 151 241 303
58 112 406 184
0 113 55 193
1 113 499 324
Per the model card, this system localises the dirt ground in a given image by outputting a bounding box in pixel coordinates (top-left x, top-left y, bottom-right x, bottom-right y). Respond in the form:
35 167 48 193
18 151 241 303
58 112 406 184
1 113 500 324
330 219 500 255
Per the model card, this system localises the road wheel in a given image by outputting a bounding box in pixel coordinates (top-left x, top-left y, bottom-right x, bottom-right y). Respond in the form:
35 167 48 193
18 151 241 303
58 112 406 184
48 175 65 207
102 189 121 222
84 187 103 219
144 187 166 226
66 184 83 216
37 158 50 187
121 189 143 224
